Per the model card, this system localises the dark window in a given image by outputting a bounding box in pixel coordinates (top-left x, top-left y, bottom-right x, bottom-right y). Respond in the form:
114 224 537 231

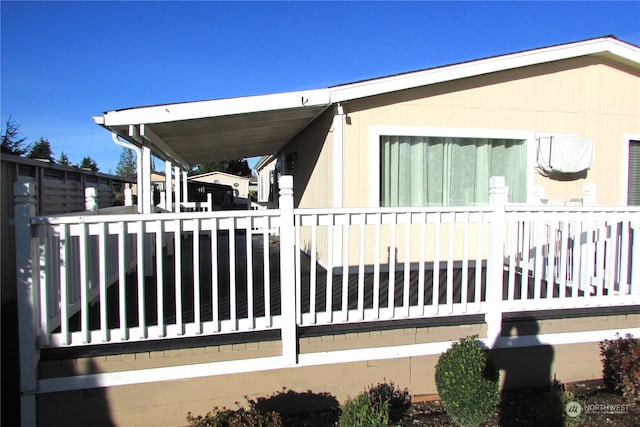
628 140 640 205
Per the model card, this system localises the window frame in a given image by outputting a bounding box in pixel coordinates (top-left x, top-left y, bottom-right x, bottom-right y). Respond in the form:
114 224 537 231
369 126 535 207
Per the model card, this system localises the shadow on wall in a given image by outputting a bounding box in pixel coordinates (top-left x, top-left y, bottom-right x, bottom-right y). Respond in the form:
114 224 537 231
491 316 564 426
38 358 116 427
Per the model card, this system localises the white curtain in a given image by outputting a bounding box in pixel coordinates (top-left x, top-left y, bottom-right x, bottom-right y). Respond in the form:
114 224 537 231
381 136 526 207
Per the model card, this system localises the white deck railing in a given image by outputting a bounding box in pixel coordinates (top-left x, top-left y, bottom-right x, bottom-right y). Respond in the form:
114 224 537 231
13 176 640 368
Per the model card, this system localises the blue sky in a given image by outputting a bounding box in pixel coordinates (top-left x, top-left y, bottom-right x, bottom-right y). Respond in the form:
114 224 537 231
2 1 639 174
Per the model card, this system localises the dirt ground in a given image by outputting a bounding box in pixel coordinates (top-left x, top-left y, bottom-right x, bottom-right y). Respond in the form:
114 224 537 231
274 379 639 426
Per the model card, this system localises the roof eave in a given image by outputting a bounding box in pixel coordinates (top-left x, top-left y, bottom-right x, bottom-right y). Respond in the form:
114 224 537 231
328 37 640 103
100 88 331 127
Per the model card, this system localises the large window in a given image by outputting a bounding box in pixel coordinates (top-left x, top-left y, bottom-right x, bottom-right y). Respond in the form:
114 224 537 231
380 135 526 207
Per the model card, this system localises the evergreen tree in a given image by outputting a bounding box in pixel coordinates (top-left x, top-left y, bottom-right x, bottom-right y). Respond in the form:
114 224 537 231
57 151 71 166
1 117 28 155
78 156 99 172
27 138 54 161
115 148 136 177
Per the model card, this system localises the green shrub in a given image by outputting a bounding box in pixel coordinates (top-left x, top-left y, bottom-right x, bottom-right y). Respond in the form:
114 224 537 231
600 333 640 401
366 380 411 423
435 336 499 427
339 392 389 427
186 405 282 427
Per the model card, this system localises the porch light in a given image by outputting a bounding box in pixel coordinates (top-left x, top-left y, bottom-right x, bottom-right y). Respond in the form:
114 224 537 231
286 152 297 173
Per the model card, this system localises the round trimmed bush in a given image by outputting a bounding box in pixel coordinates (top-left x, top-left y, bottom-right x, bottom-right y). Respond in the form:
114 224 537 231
435 336 499 427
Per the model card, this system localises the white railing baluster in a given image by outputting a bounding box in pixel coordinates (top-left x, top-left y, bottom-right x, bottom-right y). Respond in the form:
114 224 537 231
605 221 616 297
570 220 582 299
60 224 70 345
174 219 183 335
118 222 127 340
210 219 219 332
325 215 334 322
387 213 396 318
506 219 517 305
295 216 301 325
558 218 569 301
402 214 411 317
262 217 271 327
357 214 366 320
446 213 454 314
310 217 317 323
245 218 254 329
417 213 426 314
620 220 630 294
475 214 483 307
373 213 381 319
595 221 606 297
98 222 108 342
533 220 544 306
136 221 146 339
585 219 596 298
79 223 89 343
341 216 350 321
155 220 165 337
229 222 237 331
520 219 530 300
433 214 441 314
193 219 202 333
546 219 557 300
460 212 469 311
38 226 49 346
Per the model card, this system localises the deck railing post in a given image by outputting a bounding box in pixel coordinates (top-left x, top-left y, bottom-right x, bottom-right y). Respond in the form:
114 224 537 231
278 175 298 365
486 176 507 346
85 186 98 212
124 187 133 207
14 179 40 427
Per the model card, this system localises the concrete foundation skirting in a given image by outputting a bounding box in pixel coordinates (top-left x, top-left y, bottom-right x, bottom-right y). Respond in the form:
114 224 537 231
36 314 640 427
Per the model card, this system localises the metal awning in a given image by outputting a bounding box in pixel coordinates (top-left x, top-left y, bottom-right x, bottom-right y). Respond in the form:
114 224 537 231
94 89 331 168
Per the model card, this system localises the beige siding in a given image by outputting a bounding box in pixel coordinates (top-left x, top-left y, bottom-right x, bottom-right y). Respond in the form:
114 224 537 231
288 108 335 209
338 56 640 207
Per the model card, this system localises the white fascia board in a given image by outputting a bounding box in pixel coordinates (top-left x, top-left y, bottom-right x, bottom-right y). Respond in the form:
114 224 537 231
101 89 331 127
329 38 640 103
139 124 190 169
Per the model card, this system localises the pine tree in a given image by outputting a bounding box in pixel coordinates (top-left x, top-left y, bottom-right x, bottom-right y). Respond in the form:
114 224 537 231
78 156 99 172
115 148 136 177
27 138 54 161
1 117 28 155
57 151 71 166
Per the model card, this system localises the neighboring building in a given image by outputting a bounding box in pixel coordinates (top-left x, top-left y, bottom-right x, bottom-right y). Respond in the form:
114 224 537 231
254 155 277 204
189 171 251 198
